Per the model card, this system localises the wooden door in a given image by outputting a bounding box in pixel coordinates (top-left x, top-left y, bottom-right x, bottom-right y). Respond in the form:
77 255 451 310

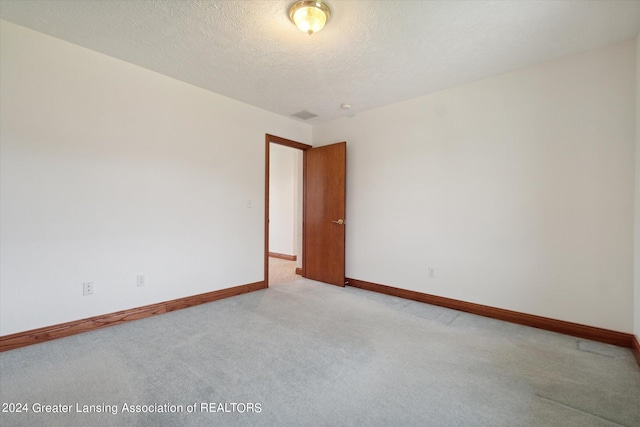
304 142 346 287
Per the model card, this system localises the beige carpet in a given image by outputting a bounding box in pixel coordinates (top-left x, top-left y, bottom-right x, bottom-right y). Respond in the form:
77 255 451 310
1 279 638 426
268 257 300 285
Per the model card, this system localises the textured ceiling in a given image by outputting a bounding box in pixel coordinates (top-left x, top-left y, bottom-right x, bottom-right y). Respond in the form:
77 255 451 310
1 0 640 123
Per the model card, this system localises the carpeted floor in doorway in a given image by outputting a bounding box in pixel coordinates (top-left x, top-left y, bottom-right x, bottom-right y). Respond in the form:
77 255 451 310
268 257 299 285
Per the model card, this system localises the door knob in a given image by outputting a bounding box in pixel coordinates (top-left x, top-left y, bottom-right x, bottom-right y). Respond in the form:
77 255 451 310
332 219 345 225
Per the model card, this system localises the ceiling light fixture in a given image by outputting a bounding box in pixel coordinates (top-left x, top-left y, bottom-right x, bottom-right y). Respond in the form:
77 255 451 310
288 1 332 35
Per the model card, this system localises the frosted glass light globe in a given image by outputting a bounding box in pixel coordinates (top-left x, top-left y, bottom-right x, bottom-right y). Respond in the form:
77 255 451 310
289 1 332 35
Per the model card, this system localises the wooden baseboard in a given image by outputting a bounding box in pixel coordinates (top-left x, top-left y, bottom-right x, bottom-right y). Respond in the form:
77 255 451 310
632 335 640 367
0 281 266 352
269 252 297 261
347 278 635 349
295 267 303 276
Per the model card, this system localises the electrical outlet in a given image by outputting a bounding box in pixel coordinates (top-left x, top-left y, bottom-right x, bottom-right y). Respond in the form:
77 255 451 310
137 275 145 287
83 282 94 296
428 268 435 279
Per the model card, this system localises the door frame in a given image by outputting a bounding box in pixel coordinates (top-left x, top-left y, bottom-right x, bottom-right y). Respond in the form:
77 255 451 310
264 134 312 287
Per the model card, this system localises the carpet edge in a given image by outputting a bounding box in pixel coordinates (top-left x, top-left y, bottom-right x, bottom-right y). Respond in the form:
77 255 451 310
347 277 637 366
0 281 266 352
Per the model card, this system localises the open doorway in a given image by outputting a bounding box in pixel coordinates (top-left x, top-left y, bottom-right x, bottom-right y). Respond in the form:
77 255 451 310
264 135 312 286
269 143 302 284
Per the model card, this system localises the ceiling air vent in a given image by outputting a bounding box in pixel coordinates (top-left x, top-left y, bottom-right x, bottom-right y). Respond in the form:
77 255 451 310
291 110 318 120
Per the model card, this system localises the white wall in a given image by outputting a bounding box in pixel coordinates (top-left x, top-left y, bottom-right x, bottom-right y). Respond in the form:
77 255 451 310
269 143 296 256
314 40 636 332
0 21 311 336
635 33 640 337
